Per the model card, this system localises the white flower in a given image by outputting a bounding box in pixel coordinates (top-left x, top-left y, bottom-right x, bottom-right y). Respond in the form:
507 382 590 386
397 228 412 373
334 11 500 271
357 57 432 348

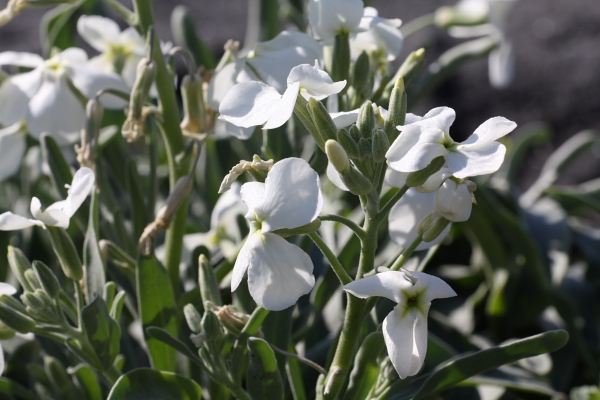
0 122 27 182
350 7 404 62
232 158 322 311
343 270 456 379
219 63 345 132
207 31 323 111
0 48 128 145
309 0 365 42
434 179 476 222
0 168 95 230
0 283 17 376
386 107 516 179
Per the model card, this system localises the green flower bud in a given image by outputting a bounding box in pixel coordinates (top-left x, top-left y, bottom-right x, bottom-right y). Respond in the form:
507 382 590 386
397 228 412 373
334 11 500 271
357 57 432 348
352 51 371 97
21 292 45 312
32 261 61 299
357 138 372 161
201 309 225 353
348 124 362 142
357 101 375 138
184 304 203 334
418 213 451 242
325 140 350 172
397 48 425 87
46 226 84 281
406 156 446 188
336 128 360 159
7 246 33 292
180 73 208 138
372 128 390 163
122 58 157 142
24 270 42 291
308 97 338 142
384 76 407 142
0 296 35 333
340 167 373 196
198 254 222 306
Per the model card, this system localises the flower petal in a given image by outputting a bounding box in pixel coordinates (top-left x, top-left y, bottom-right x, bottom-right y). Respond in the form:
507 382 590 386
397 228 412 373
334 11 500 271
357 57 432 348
77 15 122 52
61 167 96 218
0 283 16 296
330 109 359 129
287 64 346 100
447 141 506 178
489 40 514 89
383 303 430 379
259 158 322 232
384 167 408 188
0 51 44 68
207 59 258 111
31 197 70 228
0 72 38 126
326 161 349 191
263 81 299 130
231 232 258 292
0 212 41 230
218 81 281 128
70 65 129 109
343 271 414 303
434 179 473 222
0 123 26 182
408 270 457 303
460 116 517 146
246 232 315 311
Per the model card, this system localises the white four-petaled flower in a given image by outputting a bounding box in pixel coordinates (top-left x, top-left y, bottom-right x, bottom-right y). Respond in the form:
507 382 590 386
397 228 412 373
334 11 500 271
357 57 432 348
0 167 95 230
232 158 322 311
309 0 365 42
350 7 404 62
344 270 456 379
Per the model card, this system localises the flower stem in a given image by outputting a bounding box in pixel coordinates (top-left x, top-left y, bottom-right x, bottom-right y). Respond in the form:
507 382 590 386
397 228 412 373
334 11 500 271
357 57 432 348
400 13 435 38
390 234 423 271
319 214 365 240
307 232 352 285
377 185 409 226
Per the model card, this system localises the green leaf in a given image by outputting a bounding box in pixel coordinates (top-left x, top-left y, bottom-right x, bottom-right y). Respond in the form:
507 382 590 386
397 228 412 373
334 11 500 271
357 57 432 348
68 364 103 400
0 377 39 400
247 337 284 400
170 6 216 69
345 332 385 400
411 330 569 399
136 256 178 372
107 368 202 400
41 134 73 199
460 368 558 397
84 192 106 304
81 295 121 370
145 326 205 368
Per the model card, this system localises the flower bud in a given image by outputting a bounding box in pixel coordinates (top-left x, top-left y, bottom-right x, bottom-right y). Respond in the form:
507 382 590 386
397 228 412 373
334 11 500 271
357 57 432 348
326 140 350 173
336 128 360 159
308 97 337 142
406 156 446 188
46 226 84 281
352 51 371 97
384 76 407 142
371 128 390 163
32 261 61 299
418 213 451 243
357 138 372 161
434 179 473 222
357 101 375 138
0 296 35 333
396 48 425 87
416 167 453 193
7 246 33 292
348 124 362 142
24 269 42 291
201 309 225 353
198 254 222 306
210 304 250 336
21 292 46 312
184 303 203 334
180 73 208 138
340 166 373 196
122 58 156 142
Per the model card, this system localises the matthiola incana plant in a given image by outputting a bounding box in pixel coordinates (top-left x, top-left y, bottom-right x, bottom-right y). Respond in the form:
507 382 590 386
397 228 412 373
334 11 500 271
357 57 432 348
0 0 577 399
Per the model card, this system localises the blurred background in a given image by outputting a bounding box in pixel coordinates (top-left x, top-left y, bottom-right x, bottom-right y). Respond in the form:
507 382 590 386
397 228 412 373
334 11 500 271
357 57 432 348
1 0 599 188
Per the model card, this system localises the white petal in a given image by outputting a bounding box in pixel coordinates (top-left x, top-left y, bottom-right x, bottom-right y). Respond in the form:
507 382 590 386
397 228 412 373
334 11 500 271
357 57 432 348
0 212 40 230
406 107 456 133
0 72 38 126
309 0 364 41
416 167 452 193
77 15 122 52
287 64 346 100
218 81 281 128
26 74 84 144
389 189 450 251
262 81 299 130
207 59 258 111
54 48 89 65
343 271 414 303
257 158 322 232
489 40 514 89
384 167 408 188
460 116 517 146
383 304 430 379
0 123 26 181
70 65 129 109
0 52 44 68
387 125 449 173
60 167 95 218
0 342 4 376
447 141 506 178
246 232 315 311
408 270 457 303
0 283 17 296
31 197 70 228
434 179 473 222
231 232 257 291
240 181 267 222
330 110 359 129
326 161 349 191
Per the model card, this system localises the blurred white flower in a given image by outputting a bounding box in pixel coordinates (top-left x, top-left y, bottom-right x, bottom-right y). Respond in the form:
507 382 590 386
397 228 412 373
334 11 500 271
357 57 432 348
0 283 17 376
219 63 345 133
232 158 322 311
309 0 364 42
386 107 516 179
0 167 95 230
350 7 404 62
0 48 127 145
0 122 26 182
344 270 456 379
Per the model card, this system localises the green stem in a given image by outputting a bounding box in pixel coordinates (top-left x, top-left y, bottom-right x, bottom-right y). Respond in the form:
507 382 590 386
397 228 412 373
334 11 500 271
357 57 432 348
102 0 136 25
390 234 423 271
307 232 352 285
377 185 409 225
400 13 435 38
230 307 271 384
319 214 365 240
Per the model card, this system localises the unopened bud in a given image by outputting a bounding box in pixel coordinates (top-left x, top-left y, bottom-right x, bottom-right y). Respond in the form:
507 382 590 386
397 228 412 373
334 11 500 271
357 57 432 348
357 138 372 161
397 48 425 87
340 166 373 196
336 128 360 159
201 309 225 353
122 58 156 141
331 32 351 83
46 226 84 281
406 156 446 188
353 51 371 97
326 140 350 172
198 254 222 306
348 124 362 142
184 303 203 334
7 246 33 292
24 269 42 291
371 128 390 163
309 97 338 142
21 292 45 312
0 296 36 333
357 101 375 138
33 261 61 299
418 213 451 242
180 73 208 139
384 76 407 142
210 303 250 336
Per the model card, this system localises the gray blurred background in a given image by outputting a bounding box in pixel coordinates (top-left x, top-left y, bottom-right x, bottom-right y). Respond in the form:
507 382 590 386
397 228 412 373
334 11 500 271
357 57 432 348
1 0 599 187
